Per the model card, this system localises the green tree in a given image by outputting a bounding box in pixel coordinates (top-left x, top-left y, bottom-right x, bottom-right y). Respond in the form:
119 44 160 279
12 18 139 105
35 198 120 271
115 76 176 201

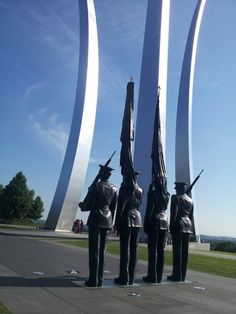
0 172 34 222
211 241 236 253
0 172 44 224
29 196 44 220
0 184 4 220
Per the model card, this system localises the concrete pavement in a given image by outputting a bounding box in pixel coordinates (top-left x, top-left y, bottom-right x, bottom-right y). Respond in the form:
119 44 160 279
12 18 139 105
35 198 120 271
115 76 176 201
0 230 235 313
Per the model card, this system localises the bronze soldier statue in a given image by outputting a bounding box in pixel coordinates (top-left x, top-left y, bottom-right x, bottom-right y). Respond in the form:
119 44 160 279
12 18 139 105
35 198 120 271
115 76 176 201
167 182 194 282
143 177 170 283
114 171 143 285
79 165 117 287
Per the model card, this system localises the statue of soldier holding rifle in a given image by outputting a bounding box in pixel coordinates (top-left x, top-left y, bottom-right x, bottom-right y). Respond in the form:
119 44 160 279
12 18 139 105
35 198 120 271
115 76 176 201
79 152 117 287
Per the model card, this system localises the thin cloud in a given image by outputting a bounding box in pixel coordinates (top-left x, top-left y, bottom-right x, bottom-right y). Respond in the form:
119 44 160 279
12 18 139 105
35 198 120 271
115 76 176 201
28 111 102 164
88 157 101 165
98 53 126 107
96 0 147 47
0 1 7 8
22 82 48 103
95 1 146 109
28 110 69 158
28 2 79 71
1 0 79 73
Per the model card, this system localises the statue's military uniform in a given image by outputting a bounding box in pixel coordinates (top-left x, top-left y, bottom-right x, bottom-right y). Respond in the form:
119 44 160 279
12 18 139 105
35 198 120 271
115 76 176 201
168 189 194 281
143 184 170 283
81 178 117 287
114 181 143 285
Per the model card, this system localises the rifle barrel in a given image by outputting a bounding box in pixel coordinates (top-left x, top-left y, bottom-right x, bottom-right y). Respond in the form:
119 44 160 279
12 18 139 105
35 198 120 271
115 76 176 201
193 169 204 182
186 169 204 194
199 169 204 176
104 150 116 166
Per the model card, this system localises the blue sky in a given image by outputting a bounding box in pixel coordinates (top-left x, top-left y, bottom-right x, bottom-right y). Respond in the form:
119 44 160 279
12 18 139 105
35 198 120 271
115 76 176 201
0 0 236 237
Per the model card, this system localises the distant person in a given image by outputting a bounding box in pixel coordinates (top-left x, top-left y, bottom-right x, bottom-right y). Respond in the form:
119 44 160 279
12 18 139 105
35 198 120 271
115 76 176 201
80 220 84 233
143 177 170 283
167 182 194 282
79 165 117 287
75 220 81 233
72 219 79 233
114 171 143 285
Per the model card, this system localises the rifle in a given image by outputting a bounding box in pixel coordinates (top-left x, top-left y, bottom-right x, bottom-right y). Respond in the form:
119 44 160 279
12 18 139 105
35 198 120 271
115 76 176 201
91 150 116 185
186 169 204 195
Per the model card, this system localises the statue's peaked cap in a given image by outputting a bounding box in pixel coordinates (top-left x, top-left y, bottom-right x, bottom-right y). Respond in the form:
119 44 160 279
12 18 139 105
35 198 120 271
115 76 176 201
99 164 114 172
174 182 187 189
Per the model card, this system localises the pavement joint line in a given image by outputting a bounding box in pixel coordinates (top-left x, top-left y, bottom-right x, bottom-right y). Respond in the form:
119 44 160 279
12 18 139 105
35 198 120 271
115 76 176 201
72 279 192 289
41 285 81 310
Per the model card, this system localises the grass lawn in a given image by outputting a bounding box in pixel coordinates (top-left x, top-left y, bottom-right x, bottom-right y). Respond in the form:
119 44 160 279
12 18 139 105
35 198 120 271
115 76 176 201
0 301 12 314
58 239 236 279
0 224 42 231
0 225 35 232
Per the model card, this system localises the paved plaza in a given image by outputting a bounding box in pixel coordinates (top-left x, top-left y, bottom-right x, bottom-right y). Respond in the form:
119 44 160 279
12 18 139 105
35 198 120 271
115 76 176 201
0 230 235 314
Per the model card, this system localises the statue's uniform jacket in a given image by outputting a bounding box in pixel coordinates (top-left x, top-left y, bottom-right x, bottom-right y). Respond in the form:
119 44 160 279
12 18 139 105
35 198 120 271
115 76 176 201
85 180 117 228
144 189 169 232
115 183 143 229
169 193 194 234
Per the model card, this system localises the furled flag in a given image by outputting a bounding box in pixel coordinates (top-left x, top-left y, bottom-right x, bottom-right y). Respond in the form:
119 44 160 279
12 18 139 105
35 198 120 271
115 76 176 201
120 80 135 192
151 87 167 192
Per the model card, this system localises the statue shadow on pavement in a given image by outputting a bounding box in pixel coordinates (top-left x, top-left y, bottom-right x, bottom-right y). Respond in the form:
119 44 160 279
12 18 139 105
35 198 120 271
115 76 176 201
0 276 88 288
0 276 191 288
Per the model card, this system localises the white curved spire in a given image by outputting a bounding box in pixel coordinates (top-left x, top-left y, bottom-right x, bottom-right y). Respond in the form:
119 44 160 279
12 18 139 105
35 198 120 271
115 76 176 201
45 0 99 231
175 0 206 185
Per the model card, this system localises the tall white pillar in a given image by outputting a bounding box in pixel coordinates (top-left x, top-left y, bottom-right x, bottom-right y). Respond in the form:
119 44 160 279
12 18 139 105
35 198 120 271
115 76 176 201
134 0 170 218
175 0 206 185
175 0 206 238
45 0 99 231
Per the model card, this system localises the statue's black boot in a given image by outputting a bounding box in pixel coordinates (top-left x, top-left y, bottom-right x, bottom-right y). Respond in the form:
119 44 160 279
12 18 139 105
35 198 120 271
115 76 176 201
142 275 157 283
85 279 97 287
167 275 181 282
114 277 128 285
